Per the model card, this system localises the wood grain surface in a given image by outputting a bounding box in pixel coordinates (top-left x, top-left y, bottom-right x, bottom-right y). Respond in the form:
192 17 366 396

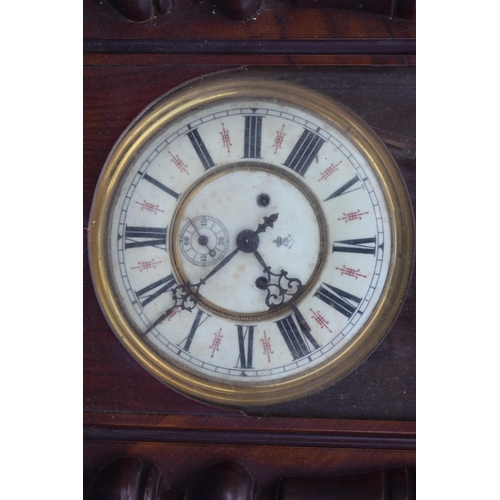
84 0 416 42
84 65 415 420
83 2 416 495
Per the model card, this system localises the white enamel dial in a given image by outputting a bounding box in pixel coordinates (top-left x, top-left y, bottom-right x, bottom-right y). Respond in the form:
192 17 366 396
90 74 413 406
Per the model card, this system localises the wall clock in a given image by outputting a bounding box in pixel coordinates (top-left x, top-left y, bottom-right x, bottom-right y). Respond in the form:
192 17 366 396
89 69 414 408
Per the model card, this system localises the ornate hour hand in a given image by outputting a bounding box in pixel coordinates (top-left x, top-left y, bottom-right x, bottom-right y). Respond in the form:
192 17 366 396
253 248 303 310
255 213 279 235
234 213 279 254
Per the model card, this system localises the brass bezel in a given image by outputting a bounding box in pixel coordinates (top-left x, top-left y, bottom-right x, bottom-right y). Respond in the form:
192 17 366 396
89 71 415 408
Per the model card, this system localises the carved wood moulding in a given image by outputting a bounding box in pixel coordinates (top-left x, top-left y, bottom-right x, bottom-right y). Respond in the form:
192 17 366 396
83 0 416 44
103 0 415 22
86 458 416 500
83 412 416 450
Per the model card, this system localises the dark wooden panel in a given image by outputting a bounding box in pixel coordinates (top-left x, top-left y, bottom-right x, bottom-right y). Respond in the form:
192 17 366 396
84 53 416 66
294 0 415 20
84 0 416 42
83 0 417 494
103 0 415 22
84 38 416 55
83 413 416 449
294 0 395 17
84 65 415 420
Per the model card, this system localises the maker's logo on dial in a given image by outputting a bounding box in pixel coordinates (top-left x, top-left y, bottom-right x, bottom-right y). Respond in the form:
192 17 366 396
179 215 230 266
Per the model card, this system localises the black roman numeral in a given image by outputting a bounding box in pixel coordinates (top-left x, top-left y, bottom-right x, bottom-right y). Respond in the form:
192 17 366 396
284 129 325 177
243 116 263 158
332 237 376 255
179 309 210 352
314 283 361 319
135 273 176 307
143 173 180 200
236 325 255 369
324 175 361 201
187 128 216 170
276 307 320 360
125 226 167 250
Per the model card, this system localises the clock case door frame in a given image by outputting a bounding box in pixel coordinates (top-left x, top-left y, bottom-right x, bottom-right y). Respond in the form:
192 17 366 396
84 64 415 418
89 69 414 409
84 3 415 495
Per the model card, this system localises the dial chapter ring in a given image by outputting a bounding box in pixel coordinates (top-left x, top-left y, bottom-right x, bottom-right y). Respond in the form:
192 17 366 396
169 162 328 322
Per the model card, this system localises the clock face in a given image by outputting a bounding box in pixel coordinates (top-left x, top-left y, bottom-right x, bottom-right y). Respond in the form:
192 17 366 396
89 72 414 406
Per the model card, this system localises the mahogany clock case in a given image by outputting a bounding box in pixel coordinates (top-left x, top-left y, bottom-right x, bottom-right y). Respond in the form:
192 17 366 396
83 0 416 493
84 65 415 421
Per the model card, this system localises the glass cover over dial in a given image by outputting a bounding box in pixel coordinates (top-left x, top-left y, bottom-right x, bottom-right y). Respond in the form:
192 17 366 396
89 72 414 407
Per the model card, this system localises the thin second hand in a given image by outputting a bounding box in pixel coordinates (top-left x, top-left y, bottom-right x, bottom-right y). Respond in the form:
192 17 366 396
188 217 216 253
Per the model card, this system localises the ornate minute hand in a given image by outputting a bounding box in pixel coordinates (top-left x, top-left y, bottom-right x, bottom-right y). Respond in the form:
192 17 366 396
143 250 240 336
144 214 279 334
143 303 178 336
143 284 198 336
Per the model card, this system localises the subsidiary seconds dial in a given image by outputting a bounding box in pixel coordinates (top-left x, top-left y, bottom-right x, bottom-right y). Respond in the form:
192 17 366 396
89 71 414 407
179 215 229 267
